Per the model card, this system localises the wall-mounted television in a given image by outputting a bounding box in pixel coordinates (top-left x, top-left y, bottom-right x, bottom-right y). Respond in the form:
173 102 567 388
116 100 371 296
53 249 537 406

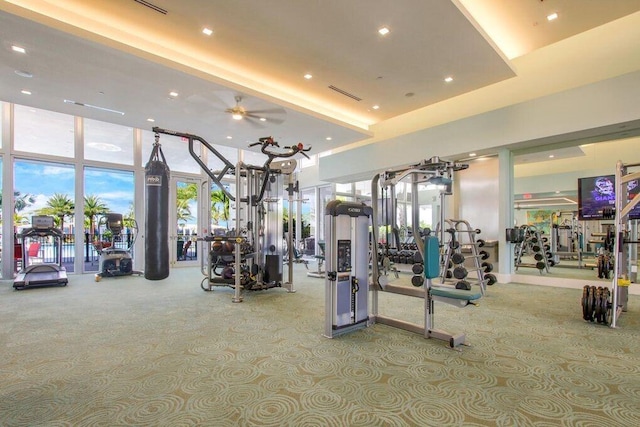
578 175 640 220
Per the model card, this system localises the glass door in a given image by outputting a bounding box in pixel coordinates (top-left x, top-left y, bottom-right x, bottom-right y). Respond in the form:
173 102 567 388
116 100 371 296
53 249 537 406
170 175 204 266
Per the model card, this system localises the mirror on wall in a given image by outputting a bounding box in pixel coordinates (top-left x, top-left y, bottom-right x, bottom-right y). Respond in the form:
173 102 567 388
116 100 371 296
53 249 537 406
513 136 640 282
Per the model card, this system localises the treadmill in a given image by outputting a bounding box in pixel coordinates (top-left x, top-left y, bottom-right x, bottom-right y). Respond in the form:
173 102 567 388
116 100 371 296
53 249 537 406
13 215 68 290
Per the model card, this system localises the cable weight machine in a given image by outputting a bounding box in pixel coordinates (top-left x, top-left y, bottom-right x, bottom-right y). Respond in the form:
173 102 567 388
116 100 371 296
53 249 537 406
152 128 310 302
581 160 639 327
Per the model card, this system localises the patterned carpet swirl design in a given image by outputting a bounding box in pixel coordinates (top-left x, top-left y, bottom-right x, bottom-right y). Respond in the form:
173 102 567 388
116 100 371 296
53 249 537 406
1 265 639 426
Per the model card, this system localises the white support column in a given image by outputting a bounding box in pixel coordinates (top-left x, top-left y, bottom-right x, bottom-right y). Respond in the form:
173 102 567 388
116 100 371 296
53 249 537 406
74 116 85 274
498 149 515 279
1 103 14 279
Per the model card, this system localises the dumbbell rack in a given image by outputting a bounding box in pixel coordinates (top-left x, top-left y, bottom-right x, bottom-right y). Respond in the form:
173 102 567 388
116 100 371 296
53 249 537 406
513 225 550 274
437 219 492 295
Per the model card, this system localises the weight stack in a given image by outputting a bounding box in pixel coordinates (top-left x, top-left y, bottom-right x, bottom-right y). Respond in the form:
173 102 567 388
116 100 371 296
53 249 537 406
144 141 170 280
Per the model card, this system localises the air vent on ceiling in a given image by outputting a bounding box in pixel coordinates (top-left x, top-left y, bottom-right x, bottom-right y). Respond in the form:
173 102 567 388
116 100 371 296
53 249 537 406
328 85 362 102
133 0 168 15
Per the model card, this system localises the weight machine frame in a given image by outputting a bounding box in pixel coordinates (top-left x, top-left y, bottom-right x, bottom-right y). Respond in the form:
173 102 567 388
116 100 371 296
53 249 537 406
609 160 640 327
369 157 481 348
152 128 309 302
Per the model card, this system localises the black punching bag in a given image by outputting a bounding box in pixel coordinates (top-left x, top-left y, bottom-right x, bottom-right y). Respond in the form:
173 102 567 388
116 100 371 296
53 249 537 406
145 136 170 280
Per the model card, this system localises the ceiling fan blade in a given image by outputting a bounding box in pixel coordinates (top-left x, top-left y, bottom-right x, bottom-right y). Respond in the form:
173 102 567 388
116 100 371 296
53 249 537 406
245 107 286 116
244 116 266 129
245 113 285 125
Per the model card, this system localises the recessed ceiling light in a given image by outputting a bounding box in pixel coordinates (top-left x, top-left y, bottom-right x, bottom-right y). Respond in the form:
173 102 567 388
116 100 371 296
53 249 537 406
372 105 380 110
304 74 313 80
549 154 555 158
547 12 558 21
469 153 477 157
15 70 33 78
378 27 390 36
11 45 26 53
21 90 31 95
147 118 155 122
202 27 213 36
226 136 233 139
326 137 332 141
259 117 266 122
169 91 178 97
444 76 454 83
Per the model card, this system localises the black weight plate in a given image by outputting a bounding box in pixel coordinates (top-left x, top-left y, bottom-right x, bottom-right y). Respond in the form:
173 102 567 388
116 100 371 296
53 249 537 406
534 253 544 261
451 253 465 265
581 285 591 321
485 273 497 285
412 263 424 275
455 280 471 290
535 261 546 270
453 266 467 279
411 275 424 287
482 262 493 273
479 250 490 260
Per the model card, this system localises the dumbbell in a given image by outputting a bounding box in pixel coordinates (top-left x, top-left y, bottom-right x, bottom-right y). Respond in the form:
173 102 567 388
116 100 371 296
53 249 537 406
479 250 490 260
455 280 472 290
445 270 453 279
481 262 493 273
412 263 424 275
534 253 544 261
477 239 486 247
411 275 424 287
453 266 468 279
451 253 465 265
535 261 546 270
485 273 497 286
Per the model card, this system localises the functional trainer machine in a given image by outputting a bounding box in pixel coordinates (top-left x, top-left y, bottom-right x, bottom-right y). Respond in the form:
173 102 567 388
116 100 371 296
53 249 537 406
14 215 68 290
95 213 142 281
152 128 310 302
323 200 372 338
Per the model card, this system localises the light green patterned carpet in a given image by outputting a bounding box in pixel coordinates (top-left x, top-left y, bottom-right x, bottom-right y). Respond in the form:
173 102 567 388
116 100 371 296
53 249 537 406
0 265 639 426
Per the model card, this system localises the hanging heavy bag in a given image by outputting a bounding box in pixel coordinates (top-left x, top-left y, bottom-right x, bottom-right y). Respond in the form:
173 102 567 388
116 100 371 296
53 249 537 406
144 135 170 280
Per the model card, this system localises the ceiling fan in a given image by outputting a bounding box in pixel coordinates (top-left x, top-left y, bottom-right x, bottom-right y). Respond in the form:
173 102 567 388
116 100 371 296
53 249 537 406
224 95 286 126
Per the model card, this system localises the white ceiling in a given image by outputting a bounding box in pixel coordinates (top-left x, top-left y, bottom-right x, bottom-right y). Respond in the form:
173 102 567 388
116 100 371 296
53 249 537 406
1 0 639 157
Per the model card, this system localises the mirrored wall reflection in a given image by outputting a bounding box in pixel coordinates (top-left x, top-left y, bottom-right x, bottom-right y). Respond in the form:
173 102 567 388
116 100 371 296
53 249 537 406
513 136 640 281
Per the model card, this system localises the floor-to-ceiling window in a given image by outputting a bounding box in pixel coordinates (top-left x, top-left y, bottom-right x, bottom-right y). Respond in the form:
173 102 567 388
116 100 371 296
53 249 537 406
83 167 135 272
13 159 75 272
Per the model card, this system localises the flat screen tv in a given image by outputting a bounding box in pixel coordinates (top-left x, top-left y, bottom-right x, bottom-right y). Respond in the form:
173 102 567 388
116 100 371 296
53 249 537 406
578 175 640 220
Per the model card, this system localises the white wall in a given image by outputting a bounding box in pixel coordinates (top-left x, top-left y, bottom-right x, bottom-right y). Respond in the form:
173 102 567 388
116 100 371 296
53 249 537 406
319 71 640 183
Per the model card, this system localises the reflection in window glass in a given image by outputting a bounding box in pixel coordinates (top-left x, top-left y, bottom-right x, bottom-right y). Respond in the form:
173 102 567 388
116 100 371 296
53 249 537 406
14 159 75 272
335 183 351 194
355 181 371 197
301 188 316 255
142 130 201 174
85 119 134 165
14 104 74 157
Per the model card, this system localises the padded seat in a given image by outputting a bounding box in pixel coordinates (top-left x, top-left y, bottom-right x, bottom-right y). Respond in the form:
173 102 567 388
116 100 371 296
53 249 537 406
431 285 482 301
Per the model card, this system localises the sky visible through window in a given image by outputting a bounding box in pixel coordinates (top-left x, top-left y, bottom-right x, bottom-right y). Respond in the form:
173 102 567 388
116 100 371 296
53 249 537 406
14 161 133 229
